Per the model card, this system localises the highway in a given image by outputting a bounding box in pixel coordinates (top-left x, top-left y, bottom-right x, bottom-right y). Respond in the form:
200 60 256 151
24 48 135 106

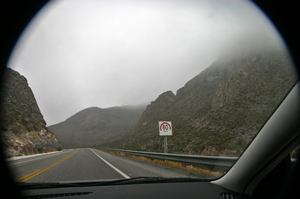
7 148 206 182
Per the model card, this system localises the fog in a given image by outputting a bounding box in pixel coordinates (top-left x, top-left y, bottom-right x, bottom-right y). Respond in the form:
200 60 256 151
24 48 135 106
7 0 286 126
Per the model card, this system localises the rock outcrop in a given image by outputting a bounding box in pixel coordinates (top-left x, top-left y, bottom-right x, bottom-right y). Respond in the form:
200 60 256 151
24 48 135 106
107 49 298 156
0 68 62 157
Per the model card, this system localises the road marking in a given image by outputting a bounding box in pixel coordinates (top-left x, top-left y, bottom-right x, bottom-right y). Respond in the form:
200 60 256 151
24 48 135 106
15 169 41 182
10 150 72 165
7 150 68 162
19 150 80 182
90 149 130 179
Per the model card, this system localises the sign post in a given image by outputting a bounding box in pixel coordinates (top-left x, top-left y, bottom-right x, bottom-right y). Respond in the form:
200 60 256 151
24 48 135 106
164 136 168 153
159 121 172 154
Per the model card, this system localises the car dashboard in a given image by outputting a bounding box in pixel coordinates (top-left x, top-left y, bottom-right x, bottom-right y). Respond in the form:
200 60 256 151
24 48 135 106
20 181 250 199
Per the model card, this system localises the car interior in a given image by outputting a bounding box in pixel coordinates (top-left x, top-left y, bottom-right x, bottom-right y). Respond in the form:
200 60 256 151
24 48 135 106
1 1 300 198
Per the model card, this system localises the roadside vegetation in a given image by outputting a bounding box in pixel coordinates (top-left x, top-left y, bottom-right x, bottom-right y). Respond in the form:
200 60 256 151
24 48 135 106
21 148 62 156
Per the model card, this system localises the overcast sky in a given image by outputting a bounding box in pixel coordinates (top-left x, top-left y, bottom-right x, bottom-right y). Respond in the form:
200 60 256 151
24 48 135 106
7 0 285 126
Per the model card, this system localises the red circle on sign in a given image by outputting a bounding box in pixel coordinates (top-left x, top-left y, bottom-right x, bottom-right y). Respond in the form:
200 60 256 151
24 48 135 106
160 122 172 131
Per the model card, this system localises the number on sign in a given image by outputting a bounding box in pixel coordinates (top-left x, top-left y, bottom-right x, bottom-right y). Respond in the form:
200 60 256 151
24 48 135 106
162 124 169 130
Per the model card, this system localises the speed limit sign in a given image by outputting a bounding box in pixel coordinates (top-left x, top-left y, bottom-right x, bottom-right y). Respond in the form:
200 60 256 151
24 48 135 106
159 121 172 136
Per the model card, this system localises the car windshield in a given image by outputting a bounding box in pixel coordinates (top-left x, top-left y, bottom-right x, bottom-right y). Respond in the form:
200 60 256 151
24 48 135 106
1 0 298 184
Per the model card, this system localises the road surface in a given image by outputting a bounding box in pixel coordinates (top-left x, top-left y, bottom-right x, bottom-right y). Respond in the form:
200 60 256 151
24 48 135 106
7 148 207 182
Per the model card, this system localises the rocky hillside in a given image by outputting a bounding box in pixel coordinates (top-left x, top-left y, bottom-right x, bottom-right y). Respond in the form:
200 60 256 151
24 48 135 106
105 49 298 156
48 105 145 148
0 68 62 157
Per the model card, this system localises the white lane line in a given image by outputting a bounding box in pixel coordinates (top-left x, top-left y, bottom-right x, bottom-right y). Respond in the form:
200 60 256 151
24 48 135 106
89 149 130 179
9 150 73 165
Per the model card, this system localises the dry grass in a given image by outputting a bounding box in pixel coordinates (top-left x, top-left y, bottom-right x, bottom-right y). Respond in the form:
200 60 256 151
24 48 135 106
22 149 58 156
100 149 224 178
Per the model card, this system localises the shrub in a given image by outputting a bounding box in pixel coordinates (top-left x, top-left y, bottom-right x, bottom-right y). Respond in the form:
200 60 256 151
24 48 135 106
37 147 43 153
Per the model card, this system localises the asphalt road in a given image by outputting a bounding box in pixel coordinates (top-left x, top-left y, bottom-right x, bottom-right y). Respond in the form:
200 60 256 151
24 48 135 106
7 148 206 182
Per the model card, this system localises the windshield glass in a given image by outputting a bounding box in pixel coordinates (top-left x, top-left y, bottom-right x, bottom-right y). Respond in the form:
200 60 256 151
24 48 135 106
1 0 298 183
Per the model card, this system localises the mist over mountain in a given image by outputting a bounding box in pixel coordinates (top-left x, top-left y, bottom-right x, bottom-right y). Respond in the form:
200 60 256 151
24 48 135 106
48 105 146 148
0 68 62 157
104 49 298 156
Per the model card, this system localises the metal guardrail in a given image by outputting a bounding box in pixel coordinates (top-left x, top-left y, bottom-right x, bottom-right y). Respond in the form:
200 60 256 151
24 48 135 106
99 147 238 167
99 147 298 168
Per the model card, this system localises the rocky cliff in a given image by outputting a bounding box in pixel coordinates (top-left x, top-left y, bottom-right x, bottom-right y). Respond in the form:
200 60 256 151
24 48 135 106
107 49 298 156
0 68 62 157
48 105 146 148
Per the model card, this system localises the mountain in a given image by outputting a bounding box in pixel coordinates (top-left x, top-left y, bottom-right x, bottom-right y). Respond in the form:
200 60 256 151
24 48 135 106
0 68 62 157
48 105 146 148
105 49 298 156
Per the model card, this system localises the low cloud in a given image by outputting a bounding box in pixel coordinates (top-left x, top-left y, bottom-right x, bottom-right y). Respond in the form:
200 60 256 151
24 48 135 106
7 0 287 125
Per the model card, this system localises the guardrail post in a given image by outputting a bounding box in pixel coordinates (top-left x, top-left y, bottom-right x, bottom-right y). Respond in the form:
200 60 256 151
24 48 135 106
182 162 186 168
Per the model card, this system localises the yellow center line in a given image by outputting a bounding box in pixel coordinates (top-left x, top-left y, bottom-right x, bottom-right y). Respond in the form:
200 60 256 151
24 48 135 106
15 169 41 182
19 150 80 182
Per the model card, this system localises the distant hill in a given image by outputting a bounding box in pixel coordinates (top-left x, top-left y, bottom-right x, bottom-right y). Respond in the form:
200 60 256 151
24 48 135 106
0 68 62 157
104 49 298 156
48 105 146 148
